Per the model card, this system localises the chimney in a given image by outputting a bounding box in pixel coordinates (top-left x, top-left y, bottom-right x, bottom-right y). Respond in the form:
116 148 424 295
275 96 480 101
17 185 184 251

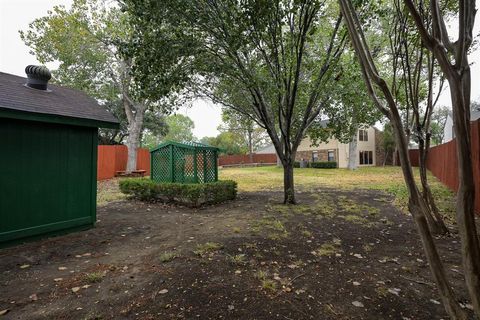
25 65 52 91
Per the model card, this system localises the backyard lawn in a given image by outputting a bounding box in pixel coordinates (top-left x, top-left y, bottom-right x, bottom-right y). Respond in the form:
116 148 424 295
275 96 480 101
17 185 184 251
0 166 471 319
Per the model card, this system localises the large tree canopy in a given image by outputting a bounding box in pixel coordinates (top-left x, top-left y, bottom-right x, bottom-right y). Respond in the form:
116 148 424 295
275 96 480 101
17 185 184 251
123 0 346 203
21 0 189 171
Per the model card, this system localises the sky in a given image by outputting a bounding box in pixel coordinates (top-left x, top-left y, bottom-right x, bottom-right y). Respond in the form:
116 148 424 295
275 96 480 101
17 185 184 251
0 0 222 139
1 0 479 137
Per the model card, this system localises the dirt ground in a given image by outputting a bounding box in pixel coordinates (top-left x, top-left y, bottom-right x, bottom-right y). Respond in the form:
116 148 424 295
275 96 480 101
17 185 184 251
0 187 473 319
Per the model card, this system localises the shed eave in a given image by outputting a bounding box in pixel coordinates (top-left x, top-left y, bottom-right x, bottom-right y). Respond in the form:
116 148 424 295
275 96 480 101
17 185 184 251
0 107 119 129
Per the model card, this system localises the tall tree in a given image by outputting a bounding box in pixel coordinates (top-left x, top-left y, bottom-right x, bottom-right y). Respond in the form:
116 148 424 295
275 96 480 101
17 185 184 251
220 108 269 159
308 51 382 170
21 0 188 172
339 0 479 317
161 114 196 143
201 132 247 155
390 3 448 234
404 0 480 315
382 122 396 166
125 0 346 203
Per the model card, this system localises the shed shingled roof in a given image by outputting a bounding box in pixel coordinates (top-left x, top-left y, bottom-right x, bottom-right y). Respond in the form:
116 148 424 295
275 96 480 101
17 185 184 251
0 72 118 126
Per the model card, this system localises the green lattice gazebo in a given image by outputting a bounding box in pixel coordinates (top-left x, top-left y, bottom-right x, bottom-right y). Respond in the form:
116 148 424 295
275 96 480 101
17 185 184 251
150 141 219 184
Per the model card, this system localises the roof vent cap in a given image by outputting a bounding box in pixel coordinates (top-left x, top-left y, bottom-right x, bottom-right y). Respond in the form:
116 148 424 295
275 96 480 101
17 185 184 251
25 65 52 91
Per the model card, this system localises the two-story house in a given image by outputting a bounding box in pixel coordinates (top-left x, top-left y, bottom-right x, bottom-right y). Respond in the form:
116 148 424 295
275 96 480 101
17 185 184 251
295 126 380 168
257 125 383 168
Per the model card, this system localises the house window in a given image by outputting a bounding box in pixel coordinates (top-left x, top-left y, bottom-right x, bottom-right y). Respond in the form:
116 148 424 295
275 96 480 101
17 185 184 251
359 151 373 165
359 129 368 141
327 150 335 162
312 151 318 162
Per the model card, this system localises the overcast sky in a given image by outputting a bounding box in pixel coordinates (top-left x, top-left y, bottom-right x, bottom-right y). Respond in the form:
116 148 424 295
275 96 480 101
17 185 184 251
1 0 479 138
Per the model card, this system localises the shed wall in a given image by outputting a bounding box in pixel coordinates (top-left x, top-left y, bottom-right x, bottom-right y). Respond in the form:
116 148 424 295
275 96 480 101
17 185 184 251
0 118 97 243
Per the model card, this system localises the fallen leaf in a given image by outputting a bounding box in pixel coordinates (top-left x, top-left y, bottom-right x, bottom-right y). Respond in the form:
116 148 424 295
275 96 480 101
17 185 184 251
29 294 38 301
460 302 473 310
58 267 68 271
20 264 30 269
54 278 63 282
352 301 364 308
228 305 234 311
159 289 168 294
0 309 9 316
353 281 361 286
388 288 401 296
81 285 91 289
71 287 81 293
430 299 441 305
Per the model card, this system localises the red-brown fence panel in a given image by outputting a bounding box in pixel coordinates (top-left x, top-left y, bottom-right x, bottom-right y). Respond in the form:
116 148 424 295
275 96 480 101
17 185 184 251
218 153 277 166
97 145 150 180
408 120 480 214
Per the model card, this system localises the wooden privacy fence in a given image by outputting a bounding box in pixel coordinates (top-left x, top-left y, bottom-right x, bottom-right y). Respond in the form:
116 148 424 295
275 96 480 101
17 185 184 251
408 120 480 213
218 153 277 166
97 145 150 180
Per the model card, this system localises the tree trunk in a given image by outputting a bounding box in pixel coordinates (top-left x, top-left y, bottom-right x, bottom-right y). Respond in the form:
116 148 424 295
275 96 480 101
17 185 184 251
283 160 295 204
126 121 141 173
449 78 480 315
393 147 398 166
125 106 145 173
248 129 254 163
418 142 449 235
348 131 358 170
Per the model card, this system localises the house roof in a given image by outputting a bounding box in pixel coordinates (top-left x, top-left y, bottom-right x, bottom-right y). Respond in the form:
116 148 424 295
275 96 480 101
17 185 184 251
0 72 118 128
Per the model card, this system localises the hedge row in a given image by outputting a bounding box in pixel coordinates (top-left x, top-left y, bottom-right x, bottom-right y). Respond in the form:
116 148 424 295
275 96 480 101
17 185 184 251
119 178 237 207
293 161 337 169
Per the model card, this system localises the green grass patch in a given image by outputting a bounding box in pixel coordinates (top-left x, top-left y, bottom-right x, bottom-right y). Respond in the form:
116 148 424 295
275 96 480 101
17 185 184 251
159 252 177 263
313 239 343 257
84 272 105 283
220 166 455 221
194 242 223 257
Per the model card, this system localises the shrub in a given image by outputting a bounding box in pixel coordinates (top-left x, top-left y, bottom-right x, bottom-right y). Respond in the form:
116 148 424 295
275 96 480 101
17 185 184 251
310 161 337 169
119 179 237 207
293 161 300 168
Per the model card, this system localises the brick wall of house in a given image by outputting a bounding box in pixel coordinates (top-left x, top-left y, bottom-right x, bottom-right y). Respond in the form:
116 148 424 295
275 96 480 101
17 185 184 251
295 149 335 162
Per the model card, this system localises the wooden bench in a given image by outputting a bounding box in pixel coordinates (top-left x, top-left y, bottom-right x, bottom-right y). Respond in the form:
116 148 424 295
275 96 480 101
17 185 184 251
115 170 147 177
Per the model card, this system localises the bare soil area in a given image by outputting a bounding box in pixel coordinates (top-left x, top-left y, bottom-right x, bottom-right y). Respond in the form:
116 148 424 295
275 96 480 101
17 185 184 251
0 188 472 319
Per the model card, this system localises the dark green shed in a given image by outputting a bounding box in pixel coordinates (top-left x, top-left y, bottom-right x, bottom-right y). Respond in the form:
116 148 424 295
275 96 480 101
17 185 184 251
0 67 118 244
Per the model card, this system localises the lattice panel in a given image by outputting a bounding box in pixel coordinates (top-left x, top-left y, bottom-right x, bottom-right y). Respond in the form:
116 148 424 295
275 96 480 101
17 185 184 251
151 146 171 183
204 150 217 183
